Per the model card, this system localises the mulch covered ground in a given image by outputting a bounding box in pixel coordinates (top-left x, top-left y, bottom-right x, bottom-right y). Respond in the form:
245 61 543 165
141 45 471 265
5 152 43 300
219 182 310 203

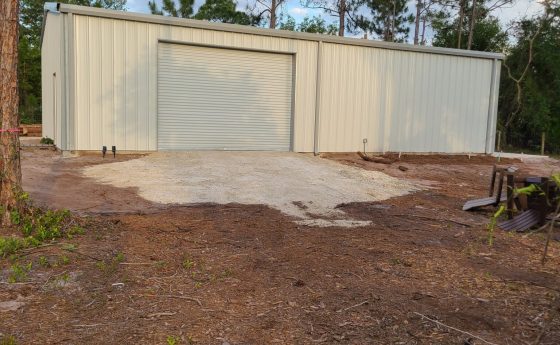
1 152 560 344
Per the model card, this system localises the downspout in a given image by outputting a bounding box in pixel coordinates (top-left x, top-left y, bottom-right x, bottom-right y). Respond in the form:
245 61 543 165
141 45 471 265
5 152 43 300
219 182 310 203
313 41 323 156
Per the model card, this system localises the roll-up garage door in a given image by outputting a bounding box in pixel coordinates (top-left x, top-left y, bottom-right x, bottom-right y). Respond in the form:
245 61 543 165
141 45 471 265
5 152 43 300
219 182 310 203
157 43 293 151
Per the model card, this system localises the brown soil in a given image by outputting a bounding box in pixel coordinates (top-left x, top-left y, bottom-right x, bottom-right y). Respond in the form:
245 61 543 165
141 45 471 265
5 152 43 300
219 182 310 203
2 149 560 344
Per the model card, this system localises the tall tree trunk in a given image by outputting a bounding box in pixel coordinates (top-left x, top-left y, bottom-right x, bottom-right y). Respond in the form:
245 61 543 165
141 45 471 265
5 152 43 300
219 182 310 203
467 0 477 50
420 13 427 44
0 0 23 226
269 0 277 29
456 0 465 48
338 0 346 36
390 0 396 42
414 0 423 44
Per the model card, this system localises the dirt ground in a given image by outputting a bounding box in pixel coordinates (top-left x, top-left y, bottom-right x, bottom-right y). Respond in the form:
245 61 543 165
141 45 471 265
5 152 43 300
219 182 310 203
2 149 560 344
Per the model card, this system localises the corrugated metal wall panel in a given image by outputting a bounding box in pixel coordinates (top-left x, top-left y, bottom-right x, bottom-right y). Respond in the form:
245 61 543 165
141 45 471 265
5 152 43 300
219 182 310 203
67 13 496 153
71 14 317 151
41 12 63 147
318 43 493 153
157 43 293 150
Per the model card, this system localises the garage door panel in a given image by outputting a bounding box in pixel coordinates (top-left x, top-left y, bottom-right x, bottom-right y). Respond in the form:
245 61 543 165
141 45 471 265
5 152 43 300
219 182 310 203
157 43 293 151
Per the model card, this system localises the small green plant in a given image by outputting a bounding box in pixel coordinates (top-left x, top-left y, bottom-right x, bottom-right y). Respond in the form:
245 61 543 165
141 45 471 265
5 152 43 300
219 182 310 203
62 243 77 252
58 255 70 265
38 256 50 268
114 252 125 263
40 137 54 145
182 258 194 270
220 268 233 278
194 281 203 289
487 204 505 246
96 261 107 271
166 335 180 345
0 207 84 259
10 210 21 225
66 225 85 239
0 335 17 345
59 272 70 283
8 262 32 283
0 237 26 258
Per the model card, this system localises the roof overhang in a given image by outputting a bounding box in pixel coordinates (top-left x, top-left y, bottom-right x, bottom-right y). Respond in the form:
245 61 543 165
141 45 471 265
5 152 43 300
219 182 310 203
47 2 505 60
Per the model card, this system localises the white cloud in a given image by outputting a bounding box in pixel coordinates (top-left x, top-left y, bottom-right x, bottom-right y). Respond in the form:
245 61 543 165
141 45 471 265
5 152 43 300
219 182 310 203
289 7 308 16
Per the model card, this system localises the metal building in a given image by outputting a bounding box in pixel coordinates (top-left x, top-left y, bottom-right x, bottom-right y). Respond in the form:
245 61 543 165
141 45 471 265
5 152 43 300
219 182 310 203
41 2 503 153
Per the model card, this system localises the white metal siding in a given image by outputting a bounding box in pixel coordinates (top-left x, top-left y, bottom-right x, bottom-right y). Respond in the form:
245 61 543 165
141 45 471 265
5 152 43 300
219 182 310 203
41 12 63 147
317 43 493 153
71 14 317 151
55 11 499 153
157 43 293 150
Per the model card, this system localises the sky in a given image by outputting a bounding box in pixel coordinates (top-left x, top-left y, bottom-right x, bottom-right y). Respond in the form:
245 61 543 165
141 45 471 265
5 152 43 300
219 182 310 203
125 0 545 43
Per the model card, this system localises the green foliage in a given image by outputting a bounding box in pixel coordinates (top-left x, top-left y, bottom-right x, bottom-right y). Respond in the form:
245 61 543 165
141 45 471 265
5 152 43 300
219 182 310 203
279 15 337 35
195 0 258 25
148 0 194 17
114 252 125 263
182 258 194 269
357 0 414 42
59 255 70 265
514 184 543 196
95 252 124 273
40 137 54 145
498 12 560 153
8 262 33 283
38 255 50 267
0 237 27 258
278 16 296 31
166 336 180 345
0 335 17 345
431 1 508 51
0 206 81 258
487 204 505 246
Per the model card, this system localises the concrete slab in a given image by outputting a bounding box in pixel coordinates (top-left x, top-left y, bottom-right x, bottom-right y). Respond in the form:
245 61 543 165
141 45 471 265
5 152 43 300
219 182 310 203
83 152 419 227
492 152 549 162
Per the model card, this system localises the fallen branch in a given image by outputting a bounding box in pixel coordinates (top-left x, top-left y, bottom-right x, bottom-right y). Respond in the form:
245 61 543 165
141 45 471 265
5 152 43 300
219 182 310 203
413 312 498 345
357 152 394 164
147 312 177 318
132 294 202 306
533 295 560 345
72 323 104 328
337 300 368 313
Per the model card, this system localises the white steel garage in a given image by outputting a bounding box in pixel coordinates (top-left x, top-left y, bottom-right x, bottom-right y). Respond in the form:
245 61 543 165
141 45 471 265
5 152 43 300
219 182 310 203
41 3 504 154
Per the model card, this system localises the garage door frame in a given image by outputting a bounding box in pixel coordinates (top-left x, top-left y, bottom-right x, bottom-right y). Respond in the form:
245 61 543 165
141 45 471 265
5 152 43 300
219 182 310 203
156 39 297 151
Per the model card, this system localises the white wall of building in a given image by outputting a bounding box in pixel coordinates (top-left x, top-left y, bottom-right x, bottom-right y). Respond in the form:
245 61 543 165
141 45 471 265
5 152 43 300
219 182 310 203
41 4 501 153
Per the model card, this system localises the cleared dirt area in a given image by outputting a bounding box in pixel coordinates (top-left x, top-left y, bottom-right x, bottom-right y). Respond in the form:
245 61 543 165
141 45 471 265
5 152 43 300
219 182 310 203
82 151 419 227
1 148 560 344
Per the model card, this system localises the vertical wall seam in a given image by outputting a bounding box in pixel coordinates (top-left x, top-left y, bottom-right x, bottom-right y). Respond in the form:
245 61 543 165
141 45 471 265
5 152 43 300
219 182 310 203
313 41 322 155
67 13 75 150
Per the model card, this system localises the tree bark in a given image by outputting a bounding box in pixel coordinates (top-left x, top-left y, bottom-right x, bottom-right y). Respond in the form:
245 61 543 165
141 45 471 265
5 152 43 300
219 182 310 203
414 0 423 44
0 0 23 226
338 0 346 36
467 0 477 50
456 0 465 48
420 13 427 44
269 0 277 29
